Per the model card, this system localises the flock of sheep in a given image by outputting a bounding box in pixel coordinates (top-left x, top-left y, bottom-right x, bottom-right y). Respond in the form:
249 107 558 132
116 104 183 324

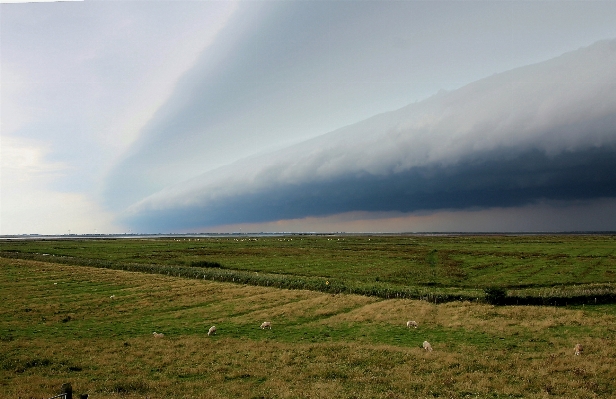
152 317 583 355
405 320 432 352
204 321 270 336
153 321 271 339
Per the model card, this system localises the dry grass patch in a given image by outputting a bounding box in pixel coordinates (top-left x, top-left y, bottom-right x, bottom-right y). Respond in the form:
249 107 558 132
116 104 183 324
320 298 435 327
244 293 377 325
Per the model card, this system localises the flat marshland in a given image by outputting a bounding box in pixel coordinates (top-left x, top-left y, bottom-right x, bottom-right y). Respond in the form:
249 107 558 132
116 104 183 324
1 235 615 398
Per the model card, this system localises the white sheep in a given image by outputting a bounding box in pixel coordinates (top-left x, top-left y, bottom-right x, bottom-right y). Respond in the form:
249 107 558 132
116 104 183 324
110 295 116 300
208 326 217 336
152 332 164 338
423 341 433 352
406 320 418 328
574 343 583 356
260 321 272 329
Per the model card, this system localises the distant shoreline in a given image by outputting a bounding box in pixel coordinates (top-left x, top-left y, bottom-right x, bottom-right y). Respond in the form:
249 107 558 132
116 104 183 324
2 231 615 240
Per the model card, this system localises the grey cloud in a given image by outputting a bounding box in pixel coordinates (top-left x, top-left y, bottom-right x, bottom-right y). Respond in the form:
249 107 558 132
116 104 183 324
103 1 616 210
125 40 616 231
127 146 616 232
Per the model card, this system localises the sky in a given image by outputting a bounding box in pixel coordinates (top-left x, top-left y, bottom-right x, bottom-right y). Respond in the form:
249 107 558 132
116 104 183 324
2 1 616 234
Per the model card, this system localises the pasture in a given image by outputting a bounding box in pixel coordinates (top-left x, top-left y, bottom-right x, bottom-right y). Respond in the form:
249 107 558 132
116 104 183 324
1 235 615 398
2 235 616 303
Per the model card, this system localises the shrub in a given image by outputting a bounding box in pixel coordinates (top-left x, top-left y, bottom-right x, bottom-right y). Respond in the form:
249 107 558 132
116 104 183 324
190 260 223 268
484 287 507 305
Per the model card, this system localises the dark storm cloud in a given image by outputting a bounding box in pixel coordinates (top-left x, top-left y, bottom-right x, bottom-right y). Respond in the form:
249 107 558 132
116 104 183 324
125 39 616 231
126 146 616 231
104 1 616 210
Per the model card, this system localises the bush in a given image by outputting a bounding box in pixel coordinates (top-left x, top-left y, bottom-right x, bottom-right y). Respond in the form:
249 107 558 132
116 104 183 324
190 260 223 268
484 287 507 305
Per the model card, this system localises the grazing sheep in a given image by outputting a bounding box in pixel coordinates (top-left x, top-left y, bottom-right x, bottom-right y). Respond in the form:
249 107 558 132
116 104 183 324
110 295 116 300
574 343 583 356
406 320 418 328
152 332 164 338
208 326 217 336
260 321 272 329
423 341 433 352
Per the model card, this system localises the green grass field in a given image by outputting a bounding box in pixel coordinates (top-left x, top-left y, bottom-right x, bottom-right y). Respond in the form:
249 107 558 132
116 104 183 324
2 235 616 303
1 235 616 398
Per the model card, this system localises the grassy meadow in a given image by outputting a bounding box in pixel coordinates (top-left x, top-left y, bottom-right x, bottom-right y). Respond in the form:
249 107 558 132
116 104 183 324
2 235 616 303
1 235 616 398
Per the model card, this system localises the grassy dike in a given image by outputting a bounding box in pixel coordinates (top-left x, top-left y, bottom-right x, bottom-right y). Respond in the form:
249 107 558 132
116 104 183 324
2 234 616 305
2 257 616 398
0 250 483 304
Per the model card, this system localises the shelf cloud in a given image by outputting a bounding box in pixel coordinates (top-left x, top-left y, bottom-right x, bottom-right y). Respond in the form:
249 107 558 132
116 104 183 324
124 40 616 232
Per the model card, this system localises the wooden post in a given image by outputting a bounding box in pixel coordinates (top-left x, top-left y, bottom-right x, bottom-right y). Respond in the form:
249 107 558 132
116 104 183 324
61 383 72 399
